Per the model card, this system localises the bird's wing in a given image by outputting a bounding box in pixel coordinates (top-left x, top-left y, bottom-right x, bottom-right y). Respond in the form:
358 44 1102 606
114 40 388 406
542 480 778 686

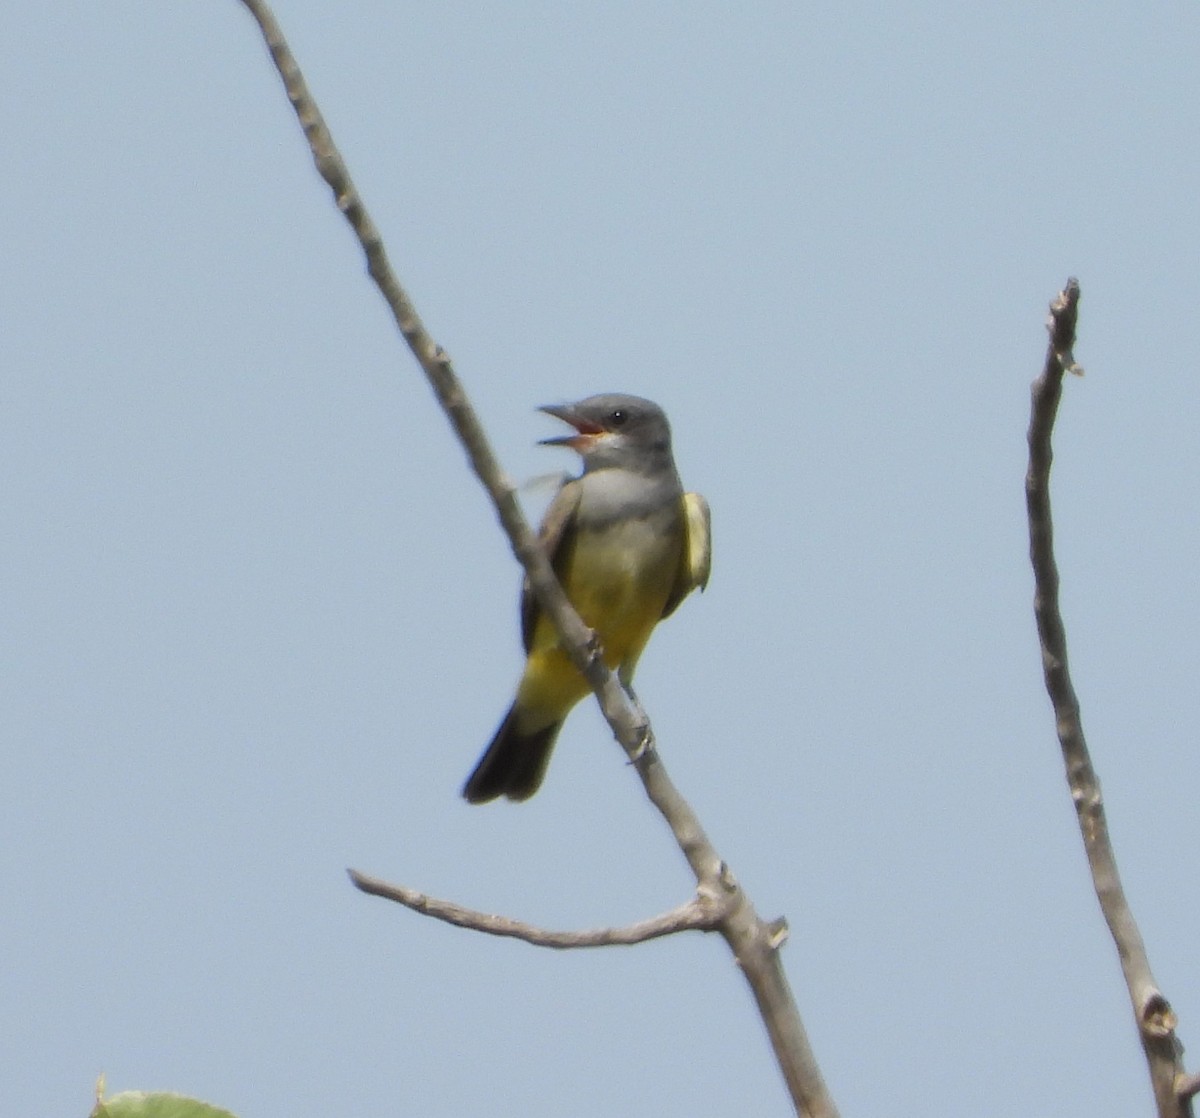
661 490 711 619
520 478 582 653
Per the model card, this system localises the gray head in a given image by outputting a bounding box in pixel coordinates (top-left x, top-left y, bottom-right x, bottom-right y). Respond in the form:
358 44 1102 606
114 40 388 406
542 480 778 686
539 393 674 474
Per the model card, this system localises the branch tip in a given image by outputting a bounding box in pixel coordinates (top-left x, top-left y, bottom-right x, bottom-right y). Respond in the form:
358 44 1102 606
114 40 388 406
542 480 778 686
766 917 790 949
1176 1072 1200 1102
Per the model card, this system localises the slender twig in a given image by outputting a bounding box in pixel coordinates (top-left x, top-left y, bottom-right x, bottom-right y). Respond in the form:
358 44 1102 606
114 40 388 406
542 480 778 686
1026 279 1191 1118
348 870 722 946
235 4 837 1115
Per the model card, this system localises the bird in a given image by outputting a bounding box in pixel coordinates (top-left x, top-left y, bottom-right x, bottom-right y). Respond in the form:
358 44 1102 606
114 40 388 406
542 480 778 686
462 393 710 803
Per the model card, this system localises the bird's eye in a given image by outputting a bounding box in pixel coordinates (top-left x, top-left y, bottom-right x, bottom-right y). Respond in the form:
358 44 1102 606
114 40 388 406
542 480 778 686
609 409 627 427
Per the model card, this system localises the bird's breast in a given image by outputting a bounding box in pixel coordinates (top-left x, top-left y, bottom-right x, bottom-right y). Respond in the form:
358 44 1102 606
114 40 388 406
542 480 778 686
563 497 683 661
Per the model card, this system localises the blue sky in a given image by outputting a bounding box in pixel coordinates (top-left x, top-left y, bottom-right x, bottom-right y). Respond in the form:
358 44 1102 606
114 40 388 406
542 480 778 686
6 4 1200 1116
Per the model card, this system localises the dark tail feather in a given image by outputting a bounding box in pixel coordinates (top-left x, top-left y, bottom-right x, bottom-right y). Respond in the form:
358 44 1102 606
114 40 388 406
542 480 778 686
462 706 563 804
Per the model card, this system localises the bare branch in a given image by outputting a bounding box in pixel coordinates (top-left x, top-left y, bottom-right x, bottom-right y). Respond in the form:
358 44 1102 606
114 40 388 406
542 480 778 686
1026 279 1192 1118
236 3 838 1114
348 870 722 947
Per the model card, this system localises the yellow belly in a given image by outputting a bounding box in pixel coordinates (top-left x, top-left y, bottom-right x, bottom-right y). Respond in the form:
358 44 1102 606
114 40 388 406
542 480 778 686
515 513 682 725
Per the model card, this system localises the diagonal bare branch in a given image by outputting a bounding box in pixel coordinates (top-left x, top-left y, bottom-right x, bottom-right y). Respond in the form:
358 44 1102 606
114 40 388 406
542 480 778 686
235 3 838 1114
1026 279 1192 1118
348 870 723 946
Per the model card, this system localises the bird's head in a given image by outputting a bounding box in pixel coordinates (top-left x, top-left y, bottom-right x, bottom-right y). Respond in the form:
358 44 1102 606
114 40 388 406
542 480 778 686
538 394 672 472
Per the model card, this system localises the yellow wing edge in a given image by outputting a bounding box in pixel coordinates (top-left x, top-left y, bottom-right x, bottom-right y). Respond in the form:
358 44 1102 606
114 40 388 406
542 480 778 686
683 490 712 593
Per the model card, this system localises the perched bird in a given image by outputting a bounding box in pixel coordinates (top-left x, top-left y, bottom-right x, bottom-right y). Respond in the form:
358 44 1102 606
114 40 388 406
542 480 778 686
463 393 710 803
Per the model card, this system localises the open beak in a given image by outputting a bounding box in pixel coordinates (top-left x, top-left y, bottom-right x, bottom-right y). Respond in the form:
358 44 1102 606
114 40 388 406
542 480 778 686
538 403 604 450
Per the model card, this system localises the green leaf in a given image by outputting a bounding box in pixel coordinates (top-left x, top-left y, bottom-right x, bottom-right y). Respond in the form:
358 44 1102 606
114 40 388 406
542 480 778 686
92 1091 239 1118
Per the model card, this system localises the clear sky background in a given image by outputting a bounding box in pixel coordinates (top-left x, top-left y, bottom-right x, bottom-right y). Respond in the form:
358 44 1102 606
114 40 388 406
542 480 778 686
5 4 1200 1116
